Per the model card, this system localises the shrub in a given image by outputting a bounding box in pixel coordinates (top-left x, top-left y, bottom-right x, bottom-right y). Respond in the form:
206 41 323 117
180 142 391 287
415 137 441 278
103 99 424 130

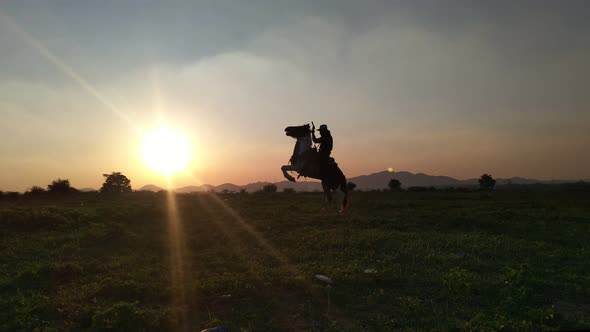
262 184 277 193
388 178 402 191
25 186 46 196
479 174 496 191
4 191 20 200
407 186 436 192
48 178 77 194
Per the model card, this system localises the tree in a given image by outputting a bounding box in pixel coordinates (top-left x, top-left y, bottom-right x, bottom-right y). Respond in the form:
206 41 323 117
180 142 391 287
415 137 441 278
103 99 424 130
101 172 132 193
5 192 20 200
48 178 77 194
479 174 496 191
26 186 46 196
388 178 402 191
347 182 357 191
262 184 277 193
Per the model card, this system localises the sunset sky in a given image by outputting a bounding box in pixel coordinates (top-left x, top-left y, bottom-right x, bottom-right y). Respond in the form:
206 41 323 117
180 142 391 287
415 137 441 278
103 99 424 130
1 1 589 192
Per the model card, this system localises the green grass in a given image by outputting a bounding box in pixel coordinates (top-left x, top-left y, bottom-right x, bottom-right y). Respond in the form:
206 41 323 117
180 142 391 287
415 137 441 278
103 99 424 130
1 190 589 331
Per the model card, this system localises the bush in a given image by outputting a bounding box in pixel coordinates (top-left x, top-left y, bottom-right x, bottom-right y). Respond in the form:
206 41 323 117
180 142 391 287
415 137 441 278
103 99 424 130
48 178 77 194
407 186 436 192
25 186 46 196
347 182 357 191
388 179 402 191
262 184 277 193
4 191 20 200
479 174 496 191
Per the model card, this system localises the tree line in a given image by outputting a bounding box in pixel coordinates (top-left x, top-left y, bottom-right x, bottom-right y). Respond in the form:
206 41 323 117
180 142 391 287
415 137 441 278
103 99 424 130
1 172 132 197
346 173 497 192
1 172 499 198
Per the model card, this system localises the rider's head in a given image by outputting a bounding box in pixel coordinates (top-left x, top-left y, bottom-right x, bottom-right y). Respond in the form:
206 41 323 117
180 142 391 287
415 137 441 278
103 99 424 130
319 124 328 133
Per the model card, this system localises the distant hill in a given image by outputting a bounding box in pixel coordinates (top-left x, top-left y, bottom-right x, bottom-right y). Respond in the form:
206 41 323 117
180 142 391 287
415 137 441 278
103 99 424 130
348 171 469 190
138 184 165 192
347 171 579 189
175 185 213 193
136 171 583 194
216 183 243 192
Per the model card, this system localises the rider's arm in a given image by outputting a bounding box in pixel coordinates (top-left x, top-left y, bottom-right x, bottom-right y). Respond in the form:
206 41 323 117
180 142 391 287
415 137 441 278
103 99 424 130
312 132 321 144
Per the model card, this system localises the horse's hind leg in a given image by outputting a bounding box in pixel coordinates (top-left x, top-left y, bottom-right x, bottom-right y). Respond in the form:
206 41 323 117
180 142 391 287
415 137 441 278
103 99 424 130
320 181 332 211
338 182 350 213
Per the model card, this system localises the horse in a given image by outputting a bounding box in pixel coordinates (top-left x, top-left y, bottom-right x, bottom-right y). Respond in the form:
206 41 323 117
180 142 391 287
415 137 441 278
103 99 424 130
281 124 351 212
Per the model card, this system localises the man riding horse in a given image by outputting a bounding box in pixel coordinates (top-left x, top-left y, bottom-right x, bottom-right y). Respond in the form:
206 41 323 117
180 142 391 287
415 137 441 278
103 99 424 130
281 123 350 212
312 124 333 178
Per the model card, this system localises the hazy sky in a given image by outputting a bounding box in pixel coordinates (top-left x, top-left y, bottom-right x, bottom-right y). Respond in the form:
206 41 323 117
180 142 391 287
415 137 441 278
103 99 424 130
1 1 589 191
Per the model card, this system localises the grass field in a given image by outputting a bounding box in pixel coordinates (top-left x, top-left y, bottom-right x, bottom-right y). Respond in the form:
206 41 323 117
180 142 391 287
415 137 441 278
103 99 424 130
1 190 589 331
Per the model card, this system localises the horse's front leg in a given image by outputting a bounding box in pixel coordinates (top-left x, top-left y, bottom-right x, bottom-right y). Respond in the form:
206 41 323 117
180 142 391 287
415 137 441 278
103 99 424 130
281 165 297 182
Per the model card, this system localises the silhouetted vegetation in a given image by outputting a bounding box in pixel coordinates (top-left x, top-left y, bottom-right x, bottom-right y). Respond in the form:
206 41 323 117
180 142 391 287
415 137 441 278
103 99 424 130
443 186 475 193
283 188 296 193
347 182 357 191
101 172 132 193
407 186 436 192
479 173 496 191
47 178 77 194
25 186 46 196
262 184 278 193
2 191 20 201
388 178 402 191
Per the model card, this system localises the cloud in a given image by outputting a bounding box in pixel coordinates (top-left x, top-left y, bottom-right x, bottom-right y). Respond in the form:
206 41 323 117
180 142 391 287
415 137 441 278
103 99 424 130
1 7 589 190
152 12 589 179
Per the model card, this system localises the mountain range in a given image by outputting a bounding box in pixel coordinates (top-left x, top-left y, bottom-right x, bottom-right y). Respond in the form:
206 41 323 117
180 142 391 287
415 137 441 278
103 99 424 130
135 171 586 193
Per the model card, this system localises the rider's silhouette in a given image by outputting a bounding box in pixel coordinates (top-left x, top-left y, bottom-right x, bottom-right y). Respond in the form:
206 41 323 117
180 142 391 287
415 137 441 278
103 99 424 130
312 124 333 177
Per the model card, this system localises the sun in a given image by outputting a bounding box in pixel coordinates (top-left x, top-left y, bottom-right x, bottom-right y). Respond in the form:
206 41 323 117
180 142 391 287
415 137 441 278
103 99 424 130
141 127 191 176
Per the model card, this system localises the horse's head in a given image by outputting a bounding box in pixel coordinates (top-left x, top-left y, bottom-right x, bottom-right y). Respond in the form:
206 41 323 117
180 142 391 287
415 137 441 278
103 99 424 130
284 124 311 139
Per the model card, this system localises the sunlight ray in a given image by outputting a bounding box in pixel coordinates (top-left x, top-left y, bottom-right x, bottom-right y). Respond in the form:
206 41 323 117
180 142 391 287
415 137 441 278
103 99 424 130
165 177 188 330
181 171 294 269
180 171 355 327
150 66 166 126
0 11 138 133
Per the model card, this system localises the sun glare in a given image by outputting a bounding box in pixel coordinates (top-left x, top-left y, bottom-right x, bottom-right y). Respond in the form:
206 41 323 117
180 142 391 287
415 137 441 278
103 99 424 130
142 128 191 176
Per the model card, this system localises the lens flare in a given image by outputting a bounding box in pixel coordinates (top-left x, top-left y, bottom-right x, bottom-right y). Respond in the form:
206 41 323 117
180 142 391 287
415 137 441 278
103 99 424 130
142 128 191 176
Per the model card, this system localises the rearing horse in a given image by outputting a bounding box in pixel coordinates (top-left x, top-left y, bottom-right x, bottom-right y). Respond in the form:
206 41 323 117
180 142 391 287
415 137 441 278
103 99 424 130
281 124 351 212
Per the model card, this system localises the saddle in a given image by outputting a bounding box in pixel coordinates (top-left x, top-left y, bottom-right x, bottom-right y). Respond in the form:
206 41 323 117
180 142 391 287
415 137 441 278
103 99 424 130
296 151 338 180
